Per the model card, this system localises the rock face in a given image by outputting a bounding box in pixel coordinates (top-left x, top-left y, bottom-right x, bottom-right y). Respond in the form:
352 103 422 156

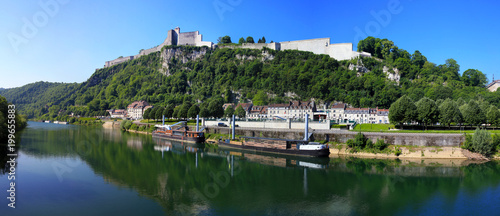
160 47 208 76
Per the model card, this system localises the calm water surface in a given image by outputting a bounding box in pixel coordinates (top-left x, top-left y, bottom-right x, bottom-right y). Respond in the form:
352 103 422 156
1 122 500 216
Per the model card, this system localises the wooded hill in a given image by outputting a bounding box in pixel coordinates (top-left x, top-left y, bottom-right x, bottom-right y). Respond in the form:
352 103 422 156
1 37 499 120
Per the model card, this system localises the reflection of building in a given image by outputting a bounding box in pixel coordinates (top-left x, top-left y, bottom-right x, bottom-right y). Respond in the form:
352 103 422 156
127 101 152 119
127 138 143 150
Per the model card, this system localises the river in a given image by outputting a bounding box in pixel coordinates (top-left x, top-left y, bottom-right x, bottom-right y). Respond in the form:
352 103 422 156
1 122 499 215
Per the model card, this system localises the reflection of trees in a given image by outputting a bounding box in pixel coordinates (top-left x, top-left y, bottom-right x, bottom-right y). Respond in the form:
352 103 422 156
17 124 500 215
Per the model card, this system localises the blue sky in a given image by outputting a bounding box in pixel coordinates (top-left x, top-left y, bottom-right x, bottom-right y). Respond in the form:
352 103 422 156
1 0 499 88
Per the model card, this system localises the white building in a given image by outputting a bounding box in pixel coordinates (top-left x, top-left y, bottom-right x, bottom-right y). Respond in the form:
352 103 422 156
127 101 152 120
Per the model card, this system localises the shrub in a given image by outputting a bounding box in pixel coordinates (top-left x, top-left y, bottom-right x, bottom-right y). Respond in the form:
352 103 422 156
471 128 493 156
346 139 355 148
374 139 389 150
354 132 366 148
366 139 374 149
120 120 133 130
139 125 146 131
394 147 402 156
461 134 473 150
130 123 138 131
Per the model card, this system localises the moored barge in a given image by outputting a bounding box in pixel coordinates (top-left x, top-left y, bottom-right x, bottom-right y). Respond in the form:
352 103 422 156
218 137 330 157
152 122 205 143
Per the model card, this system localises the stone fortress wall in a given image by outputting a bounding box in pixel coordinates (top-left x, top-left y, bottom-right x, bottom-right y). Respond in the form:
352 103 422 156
235 38 371 61
104 27 214 68
104 27 371 68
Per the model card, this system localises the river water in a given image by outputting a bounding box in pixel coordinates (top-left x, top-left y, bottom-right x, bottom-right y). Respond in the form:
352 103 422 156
1 122 499 216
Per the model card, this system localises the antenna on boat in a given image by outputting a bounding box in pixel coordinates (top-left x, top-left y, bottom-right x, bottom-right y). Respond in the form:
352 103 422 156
232 115 235 140
196 115 199 132
304 114 309 141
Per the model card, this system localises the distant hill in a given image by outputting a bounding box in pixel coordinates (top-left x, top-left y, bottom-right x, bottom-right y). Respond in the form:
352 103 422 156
1 38 498 120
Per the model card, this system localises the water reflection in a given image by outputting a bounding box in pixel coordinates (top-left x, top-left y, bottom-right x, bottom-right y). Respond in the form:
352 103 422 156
10 122 500 215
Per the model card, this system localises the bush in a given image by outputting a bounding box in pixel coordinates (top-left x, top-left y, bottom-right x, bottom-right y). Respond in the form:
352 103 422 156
366 139 374 149
374 139 389 150
394 147 402 156
346 139 355 148
120 120 133 130
462 134 473 150
492 134 500 152
139 125 146 131
471 128 493 156
354 132 366 148
130 123 138 131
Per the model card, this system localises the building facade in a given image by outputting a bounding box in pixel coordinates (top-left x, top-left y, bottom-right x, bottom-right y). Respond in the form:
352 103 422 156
107 109 127 118
127 101 152 120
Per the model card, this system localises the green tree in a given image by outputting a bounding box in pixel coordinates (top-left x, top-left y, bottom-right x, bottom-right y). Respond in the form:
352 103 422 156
238 37 245 44
235 105 246 119
173 106 180 119
415 97 439 127
178 102 191 119
444 58 460 81
486 105 500 127
143 108 151 120
438 99 462 127
220 35 232 44
411 50 427 68
155 107 164 121
252 91 268 106
200 107 210 118
224 105 235 118
462 69 487 87
164 105 174 119
187 104 200 119
388 95 417 126
461 100 486 126
208 98 224 118
246 36 254 43
471 128 493 156
261 36 266 43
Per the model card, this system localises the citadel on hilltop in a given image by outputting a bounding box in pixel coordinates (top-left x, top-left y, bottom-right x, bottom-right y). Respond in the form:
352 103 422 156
104 27 214 68
104 27 371 68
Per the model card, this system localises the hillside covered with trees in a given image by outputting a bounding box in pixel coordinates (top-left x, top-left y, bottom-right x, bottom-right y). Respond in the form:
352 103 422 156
1 37 499 121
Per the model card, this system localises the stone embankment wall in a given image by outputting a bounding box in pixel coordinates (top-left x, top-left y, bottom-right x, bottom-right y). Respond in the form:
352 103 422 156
204 119 331 130
205 127 465 147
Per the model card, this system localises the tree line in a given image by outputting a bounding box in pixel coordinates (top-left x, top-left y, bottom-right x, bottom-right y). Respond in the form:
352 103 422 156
389 95 500 128
142 96 247 121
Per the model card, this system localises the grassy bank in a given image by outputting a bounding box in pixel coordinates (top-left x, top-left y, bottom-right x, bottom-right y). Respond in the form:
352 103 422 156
352 124 500 134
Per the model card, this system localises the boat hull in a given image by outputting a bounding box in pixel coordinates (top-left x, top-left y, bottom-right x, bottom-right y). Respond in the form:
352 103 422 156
152 132 205 143
218 141 330 157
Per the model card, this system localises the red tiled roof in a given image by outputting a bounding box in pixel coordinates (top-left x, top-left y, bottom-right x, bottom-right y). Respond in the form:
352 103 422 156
331 103 345 109
127 101 149 109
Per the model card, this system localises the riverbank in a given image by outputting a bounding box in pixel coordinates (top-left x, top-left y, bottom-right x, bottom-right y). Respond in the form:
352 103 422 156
330 145 500 161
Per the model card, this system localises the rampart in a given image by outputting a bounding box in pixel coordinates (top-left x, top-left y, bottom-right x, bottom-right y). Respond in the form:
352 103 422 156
205 127 465 147
103 27 372 68
104 27 213 68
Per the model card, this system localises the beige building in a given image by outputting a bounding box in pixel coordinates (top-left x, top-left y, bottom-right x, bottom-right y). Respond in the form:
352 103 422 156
127 101 152 120
487 80 500 92
107 109 127 118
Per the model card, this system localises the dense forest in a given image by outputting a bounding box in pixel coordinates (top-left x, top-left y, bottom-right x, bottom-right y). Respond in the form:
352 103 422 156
0 95 27 142
1 37 500 121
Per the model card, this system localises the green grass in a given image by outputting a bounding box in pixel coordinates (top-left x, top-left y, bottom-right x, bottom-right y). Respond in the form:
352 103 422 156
352 124 394 132
351 124 500 134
